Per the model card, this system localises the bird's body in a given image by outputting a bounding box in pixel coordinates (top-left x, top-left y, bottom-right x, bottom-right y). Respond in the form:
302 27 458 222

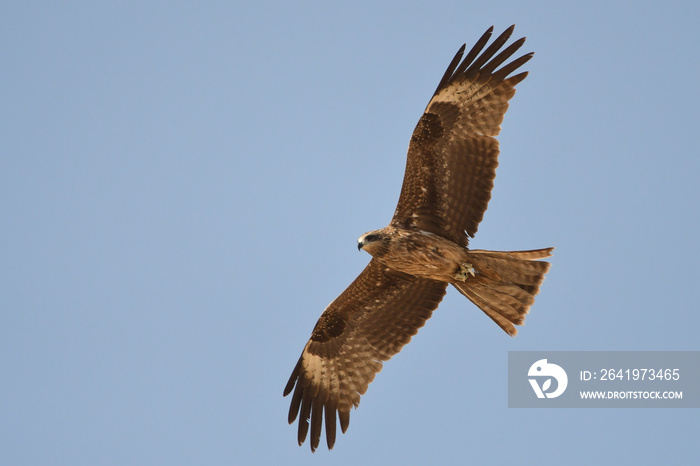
358 227 470 282
284 25 553 452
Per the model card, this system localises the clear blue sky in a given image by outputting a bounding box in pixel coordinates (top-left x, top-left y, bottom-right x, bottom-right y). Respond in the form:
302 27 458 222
2 1 698 464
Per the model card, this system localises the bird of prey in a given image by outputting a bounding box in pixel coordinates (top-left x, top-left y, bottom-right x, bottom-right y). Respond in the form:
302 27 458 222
284 25 553 452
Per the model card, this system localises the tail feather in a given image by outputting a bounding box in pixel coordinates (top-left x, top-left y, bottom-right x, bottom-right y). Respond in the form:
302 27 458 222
454 247 553 336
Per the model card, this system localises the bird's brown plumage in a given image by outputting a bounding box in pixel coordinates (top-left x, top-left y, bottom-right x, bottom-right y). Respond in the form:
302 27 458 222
284 260 447 451
393 26 532 246
284 25 552 452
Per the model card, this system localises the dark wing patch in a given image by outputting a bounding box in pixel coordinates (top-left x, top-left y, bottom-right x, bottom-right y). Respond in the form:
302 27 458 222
284 259 447 451
392 25 532 246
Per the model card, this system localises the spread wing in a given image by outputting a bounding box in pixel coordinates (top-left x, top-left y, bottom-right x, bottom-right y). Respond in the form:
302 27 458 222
392 25 533 246
283 259 447 451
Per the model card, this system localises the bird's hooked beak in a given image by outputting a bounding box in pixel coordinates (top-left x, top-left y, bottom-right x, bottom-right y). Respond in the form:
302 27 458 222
357 239 364 251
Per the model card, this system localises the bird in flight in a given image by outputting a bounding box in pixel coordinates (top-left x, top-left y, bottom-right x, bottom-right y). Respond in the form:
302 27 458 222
284 25 553 452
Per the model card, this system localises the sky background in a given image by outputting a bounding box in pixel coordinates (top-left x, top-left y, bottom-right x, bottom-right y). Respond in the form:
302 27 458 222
2 1 699 464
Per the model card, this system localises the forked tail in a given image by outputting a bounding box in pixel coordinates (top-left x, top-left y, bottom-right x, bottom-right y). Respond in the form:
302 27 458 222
453 247 554 336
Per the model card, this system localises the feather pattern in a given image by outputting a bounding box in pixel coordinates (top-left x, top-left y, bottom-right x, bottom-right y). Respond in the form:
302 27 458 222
284 260 446 451
392 25 533 245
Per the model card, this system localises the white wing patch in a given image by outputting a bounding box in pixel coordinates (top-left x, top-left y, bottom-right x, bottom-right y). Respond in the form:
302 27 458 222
428 75 488 112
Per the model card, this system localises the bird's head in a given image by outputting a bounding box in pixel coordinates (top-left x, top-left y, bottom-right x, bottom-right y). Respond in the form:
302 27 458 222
357 229 389 256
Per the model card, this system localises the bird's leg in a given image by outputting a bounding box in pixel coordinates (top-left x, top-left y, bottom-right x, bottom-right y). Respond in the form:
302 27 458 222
454 263 476 282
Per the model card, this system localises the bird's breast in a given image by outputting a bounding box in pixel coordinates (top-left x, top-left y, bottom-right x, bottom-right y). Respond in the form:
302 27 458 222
375 229 467 282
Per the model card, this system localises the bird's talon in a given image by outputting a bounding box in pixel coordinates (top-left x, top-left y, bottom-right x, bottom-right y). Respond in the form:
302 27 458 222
455 263 476 281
